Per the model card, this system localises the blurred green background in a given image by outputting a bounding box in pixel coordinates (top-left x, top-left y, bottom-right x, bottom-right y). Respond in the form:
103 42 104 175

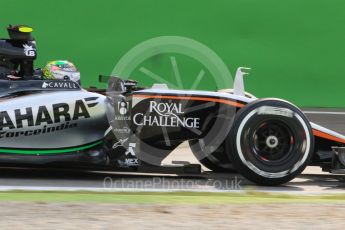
1 0 344 107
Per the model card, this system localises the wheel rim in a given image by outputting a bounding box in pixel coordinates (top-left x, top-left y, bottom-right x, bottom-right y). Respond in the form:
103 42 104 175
251 120 294 164
240 115 307 173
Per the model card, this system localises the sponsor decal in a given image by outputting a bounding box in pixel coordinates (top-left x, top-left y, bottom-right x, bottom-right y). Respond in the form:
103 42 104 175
114 115 131 121
0 98 97 139
125 143 136 156
114 116 131 121
116 142 139 167
118 101 129 115
114 100 131 121
124 158 138 166
23 44 36 57
113 127 131 134
257 106 293 118
0 122 78 139
133 101 200 128
42 81 79 89
124 143 138 166
112 138 128 149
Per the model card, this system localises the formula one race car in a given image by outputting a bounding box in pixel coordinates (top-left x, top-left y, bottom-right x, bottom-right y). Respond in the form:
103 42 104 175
1 25 345 186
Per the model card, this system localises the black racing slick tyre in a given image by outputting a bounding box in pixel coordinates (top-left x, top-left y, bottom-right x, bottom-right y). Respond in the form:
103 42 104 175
189 140 236 172
225 99 314 186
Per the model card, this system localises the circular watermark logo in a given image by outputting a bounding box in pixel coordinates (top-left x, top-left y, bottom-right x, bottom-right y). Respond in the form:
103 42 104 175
106 36 236 167
111 36 232 88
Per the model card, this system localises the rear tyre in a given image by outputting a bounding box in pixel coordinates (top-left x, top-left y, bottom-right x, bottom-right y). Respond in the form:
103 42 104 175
226 99 314 186
189 140 236 172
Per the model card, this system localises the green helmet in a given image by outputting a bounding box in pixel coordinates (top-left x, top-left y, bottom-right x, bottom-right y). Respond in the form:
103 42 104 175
42 60 80 83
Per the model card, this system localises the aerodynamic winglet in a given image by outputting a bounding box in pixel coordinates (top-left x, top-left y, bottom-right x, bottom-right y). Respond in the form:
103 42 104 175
233 67 251 96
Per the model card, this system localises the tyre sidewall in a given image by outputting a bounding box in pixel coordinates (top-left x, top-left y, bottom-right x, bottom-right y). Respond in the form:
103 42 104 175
226 98 314 185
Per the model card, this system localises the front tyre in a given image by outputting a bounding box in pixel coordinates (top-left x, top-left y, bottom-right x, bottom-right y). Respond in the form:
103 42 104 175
226 99 314 186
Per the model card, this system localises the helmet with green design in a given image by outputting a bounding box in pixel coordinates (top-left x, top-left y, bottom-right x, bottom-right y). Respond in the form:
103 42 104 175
42 60 80 84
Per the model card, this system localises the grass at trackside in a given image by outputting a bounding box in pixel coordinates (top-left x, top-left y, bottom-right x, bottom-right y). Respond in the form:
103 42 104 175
1 191 345 204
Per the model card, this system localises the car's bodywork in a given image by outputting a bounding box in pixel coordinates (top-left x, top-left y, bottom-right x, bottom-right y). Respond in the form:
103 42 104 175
1 25 345 185
0 68 344 185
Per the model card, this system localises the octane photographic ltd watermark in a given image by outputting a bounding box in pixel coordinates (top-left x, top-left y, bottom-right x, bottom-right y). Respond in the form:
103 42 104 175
103 176 242 191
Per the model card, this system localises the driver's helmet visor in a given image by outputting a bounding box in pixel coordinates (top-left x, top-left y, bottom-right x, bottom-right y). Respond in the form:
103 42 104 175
51 62 77 72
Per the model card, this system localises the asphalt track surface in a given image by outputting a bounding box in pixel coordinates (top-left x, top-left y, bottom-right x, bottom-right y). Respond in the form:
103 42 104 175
0 108 345 194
